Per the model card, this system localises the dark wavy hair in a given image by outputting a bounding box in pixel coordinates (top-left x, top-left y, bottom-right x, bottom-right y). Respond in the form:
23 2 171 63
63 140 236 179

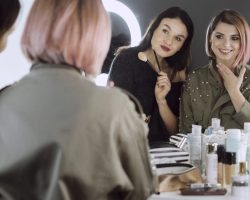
0 0 20 37
119 7 194 78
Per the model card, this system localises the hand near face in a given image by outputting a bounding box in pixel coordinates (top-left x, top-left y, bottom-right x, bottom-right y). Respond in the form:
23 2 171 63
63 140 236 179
155 71 171 103
216 63 246 94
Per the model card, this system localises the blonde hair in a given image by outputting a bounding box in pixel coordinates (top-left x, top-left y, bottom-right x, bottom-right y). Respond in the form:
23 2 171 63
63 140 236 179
21 0 111 75
206 9 250 67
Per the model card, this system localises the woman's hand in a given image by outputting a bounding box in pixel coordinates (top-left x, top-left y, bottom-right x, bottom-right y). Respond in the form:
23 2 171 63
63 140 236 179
155 71 171 104
217 63 246 112
216 63 246 94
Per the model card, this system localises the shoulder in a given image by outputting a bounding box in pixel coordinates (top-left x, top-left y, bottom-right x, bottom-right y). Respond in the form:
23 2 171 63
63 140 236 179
92 85 141 116
187 64 209 79
0 85 11 94
109 48 141 76
114 48 138 61
243 64 250 84
244 64 250 75
183 64 210 88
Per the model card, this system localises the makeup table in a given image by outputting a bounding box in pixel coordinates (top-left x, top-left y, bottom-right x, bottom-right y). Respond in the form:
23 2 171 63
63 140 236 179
148 189 241 200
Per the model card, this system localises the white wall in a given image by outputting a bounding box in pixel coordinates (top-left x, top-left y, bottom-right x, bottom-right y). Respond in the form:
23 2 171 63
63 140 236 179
0 0 34 88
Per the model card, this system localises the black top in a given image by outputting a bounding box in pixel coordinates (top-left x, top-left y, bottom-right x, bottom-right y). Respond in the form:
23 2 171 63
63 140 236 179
108 48 183 143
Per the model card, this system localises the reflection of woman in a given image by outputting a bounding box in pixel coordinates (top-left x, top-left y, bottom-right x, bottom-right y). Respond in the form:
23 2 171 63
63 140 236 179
180 10 250 133
0 0 155 198
108 7 194 143
0 0 20 52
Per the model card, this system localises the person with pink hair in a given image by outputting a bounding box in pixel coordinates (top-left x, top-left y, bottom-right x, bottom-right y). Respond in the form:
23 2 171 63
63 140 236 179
0 0 156 199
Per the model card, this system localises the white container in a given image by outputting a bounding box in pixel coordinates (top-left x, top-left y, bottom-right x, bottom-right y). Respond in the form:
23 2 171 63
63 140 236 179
244 122 250 173
231 174 249 199
226 129 241 163
206 118 224 135
239 131 248 162
189 125 202 170
206 144 218 184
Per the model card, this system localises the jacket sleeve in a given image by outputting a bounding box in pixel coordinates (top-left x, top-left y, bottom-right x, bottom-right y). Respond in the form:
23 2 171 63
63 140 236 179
179 79 194 134
233 97 250 126
108 52 135 94
232 69 250 127
115 98 157 200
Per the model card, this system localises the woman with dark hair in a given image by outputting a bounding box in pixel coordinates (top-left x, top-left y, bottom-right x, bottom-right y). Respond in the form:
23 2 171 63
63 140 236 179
0 0 20 52
180 9 250 133
108 7 194 143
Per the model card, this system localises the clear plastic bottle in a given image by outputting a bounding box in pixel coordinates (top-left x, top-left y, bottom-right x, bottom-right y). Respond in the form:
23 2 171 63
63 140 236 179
206 143 218 184
189 125 202 170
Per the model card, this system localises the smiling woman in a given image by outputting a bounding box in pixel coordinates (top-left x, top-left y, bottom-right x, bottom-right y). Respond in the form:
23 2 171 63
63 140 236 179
179 9 250 133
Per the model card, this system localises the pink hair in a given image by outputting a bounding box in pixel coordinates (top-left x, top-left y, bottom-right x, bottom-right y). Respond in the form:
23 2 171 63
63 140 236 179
21 0 111 75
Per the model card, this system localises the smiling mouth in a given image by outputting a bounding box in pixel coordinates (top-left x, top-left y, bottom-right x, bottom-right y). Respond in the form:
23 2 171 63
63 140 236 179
161 45 170 52
219 48 233 55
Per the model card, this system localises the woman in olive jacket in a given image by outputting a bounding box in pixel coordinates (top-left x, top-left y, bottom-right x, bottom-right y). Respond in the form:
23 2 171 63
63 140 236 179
180 9 250 133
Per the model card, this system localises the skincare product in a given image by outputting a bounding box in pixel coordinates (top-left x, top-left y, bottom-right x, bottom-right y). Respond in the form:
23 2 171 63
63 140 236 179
189 125 202 170
223 152 236 186
206 143 218 184
231 162 249 199
244 122 250 173
207 118 222 135
226 129 241 163
217 145 225 186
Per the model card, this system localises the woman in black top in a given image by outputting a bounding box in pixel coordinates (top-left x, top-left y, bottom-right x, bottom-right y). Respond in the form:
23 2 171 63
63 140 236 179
108 7 194 143
0 0 20 52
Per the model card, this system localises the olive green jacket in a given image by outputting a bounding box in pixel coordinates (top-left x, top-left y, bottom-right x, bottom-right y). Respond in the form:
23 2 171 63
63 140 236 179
179 62 250 133
0 63 156 200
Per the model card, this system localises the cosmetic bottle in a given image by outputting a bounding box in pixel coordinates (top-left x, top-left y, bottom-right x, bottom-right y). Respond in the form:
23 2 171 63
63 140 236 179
189 125 202 171
244 122 250 173
205 143 218 184
239 127 248 162
217 145 225 186
231 162 249 199
206 118 221 135
223 152 236 186
226 129 241 163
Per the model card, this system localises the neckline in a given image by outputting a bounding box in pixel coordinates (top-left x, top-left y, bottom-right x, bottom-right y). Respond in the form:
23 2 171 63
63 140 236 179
31 62 82 74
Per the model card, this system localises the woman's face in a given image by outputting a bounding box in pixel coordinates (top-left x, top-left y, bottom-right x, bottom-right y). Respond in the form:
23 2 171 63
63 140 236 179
151 17 188 58
210 22 240 67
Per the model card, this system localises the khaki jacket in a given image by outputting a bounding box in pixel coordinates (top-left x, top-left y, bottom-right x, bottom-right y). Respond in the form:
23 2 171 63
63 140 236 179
179 62 250 133
0 63 156 200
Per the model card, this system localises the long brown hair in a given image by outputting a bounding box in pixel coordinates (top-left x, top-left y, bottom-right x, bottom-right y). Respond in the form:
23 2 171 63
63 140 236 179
0 0 20 37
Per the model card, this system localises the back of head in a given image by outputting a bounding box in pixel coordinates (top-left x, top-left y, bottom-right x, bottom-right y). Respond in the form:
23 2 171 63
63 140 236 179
206 9 250 66
0 0 20 42
21 0 111 76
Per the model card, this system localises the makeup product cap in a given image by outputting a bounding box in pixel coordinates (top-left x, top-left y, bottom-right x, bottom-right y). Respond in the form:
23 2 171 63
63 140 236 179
224 152 236 165
217 145 225 162
207 143 217 153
